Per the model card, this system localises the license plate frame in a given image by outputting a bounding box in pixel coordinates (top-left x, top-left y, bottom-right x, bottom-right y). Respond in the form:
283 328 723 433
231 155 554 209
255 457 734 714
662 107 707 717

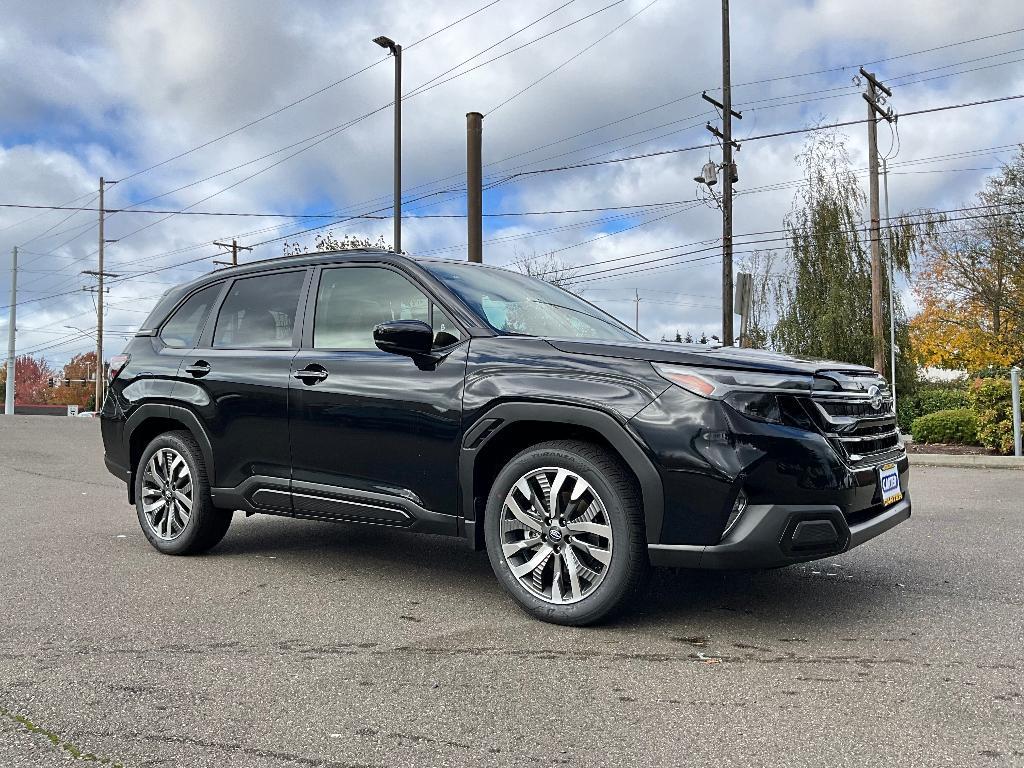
878 462 903 506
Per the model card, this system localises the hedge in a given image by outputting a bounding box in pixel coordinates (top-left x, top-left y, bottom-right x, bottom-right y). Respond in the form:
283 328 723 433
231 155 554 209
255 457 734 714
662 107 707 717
896 383 970 432
910 409 979 445
969 378 1015 454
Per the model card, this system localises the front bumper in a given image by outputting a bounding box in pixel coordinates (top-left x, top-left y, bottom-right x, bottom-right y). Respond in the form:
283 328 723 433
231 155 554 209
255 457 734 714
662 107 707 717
648 493 911 569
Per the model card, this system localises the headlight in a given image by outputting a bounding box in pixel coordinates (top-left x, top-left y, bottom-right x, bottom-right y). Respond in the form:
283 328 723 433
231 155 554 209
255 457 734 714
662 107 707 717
652 363 816 427
652 363 812 398
724 391 781 423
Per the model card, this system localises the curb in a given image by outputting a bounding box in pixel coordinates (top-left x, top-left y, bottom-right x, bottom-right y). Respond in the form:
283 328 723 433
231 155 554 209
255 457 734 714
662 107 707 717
909 453 1024 470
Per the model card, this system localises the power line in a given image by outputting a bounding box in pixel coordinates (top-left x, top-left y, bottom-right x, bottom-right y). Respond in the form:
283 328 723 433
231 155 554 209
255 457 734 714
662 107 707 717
487 0 659 115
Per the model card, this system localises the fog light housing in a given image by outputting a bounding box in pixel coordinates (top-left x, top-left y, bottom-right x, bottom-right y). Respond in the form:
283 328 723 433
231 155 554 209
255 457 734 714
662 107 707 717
722 489 748 540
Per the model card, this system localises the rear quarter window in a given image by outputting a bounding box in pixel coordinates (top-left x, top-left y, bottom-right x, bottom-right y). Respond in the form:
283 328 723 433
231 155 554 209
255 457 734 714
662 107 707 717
159 283 222 349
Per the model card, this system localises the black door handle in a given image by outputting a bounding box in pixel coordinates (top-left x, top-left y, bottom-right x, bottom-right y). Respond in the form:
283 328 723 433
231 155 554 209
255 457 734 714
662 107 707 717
185 361 211 377
293 365 328 384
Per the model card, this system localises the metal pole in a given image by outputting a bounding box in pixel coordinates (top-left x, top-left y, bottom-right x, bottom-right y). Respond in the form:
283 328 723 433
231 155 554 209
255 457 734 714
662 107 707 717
634 289 640 332
720 0 734 346
1012 366 1022 457
96 177 105 410
883 157 897 415
393 44 402 254
4 246 16 416
467 112 483 263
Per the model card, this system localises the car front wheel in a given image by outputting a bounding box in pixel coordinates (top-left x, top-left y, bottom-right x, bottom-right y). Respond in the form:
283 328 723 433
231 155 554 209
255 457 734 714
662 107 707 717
484 439 648 626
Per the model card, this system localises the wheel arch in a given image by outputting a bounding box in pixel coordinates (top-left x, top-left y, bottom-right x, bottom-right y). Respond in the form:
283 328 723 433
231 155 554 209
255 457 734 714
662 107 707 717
124 404 216 504
459 402 664 550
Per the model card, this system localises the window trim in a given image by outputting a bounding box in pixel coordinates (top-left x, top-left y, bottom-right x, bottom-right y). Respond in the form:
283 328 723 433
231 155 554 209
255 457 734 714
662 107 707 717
157 280 228 350
199 267 312 351
300 263 468 352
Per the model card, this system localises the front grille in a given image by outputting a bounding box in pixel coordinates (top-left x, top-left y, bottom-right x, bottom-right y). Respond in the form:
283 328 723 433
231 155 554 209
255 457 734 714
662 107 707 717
802 371 902 465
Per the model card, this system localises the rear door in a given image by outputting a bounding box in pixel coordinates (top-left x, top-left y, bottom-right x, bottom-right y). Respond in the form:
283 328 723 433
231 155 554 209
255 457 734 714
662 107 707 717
288 263 468 531
185 267 310 500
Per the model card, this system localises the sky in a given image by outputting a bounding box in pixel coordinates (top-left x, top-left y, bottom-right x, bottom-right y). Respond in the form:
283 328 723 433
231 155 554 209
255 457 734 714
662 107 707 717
2 0 1024 366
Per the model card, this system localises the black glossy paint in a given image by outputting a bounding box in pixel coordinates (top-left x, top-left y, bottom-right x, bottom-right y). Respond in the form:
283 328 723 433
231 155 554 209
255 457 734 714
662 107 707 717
101 249 910 567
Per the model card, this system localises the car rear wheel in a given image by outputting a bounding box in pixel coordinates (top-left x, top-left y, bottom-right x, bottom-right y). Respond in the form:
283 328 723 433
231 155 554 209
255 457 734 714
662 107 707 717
484 439 648 626
135 431 231 555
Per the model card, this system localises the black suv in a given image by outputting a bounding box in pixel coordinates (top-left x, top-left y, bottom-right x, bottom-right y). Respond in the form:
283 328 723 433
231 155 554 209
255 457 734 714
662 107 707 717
101 249 910 625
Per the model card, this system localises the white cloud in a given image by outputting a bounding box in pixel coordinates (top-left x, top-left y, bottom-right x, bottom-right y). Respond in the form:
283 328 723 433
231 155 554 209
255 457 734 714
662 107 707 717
2 0 1024 364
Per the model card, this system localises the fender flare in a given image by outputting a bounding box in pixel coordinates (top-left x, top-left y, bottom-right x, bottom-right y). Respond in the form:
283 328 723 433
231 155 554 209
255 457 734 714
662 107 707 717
458 401 664 548
123 403 217 491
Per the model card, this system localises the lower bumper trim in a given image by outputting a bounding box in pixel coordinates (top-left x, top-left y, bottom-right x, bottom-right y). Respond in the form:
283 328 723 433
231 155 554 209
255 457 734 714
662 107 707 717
649 495 911 570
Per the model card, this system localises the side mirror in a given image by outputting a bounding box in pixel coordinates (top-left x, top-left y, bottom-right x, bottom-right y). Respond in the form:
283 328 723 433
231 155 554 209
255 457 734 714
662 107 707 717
373 320 434 357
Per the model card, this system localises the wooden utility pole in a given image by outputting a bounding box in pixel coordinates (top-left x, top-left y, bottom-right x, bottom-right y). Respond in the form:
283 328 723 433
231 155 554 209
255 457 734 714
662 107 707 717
96 177 105 409
861 68 894 373
213 239 252 267
467 112 483 263
720 0 734 346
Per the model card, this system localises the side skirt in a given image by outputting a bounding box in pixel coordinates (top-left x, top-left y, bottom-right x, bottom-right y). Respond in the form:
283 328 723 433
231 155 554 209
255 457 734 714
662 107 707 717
210 476 458 537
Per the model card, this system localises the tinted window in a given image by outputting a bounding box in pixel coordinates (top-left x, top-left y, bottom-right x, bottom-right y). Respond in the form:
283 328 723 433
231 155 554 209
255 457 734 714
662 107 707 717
431 306 462 346
213 271 304 348
422 261 642 342
160 283 221 349
314 267 430 349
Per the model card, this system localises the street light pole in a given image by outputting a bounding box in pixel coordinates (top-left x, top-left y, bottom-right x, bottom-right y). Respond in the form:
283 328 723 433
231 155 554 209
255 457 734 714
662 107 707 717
373 36 402 254
4 246 17 416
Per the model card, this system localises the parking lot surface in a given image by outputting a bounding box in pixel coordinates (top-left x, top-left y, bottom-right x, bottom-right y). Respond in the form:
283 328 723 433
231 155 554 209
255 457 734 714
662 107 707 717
1 416 1022 767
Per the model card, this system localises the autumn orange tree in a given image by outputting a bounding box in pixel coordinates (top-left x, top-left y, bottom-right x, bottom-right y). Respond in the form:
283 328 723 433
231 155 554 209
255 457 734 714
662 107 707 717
911 147 1024 371
47 352 97 408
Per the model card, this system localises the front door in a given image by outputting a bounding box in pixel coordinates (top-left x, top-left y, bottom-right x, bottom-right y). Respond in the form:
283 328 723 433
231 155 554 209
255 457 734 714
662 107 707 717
288 264 468 531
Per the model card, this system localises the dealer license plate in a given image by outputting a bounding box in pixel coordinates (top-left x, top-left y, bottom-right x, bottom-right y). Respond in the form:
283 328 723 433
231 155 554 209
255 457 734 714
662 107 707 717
879 463 903 506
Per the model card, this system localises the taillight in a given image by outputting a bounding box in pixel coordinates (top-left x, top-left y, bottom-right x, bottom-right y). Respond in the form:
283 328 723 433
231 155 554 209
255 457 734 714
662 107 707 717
108 354 130 382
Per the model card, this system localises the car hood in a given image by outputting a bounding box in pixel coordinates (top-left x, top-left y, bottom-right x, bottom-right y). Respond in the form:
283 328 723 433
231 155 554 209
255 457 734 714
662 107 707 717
544 338 877 376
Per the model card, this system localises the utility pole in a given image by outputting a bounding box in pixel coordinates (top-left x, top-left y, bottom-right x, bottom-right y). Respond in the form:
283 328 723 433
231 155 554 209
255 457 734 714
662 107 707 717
213 239 252 267
4 246 16 416
861 68 894 374
701 4 741 346
467 112 483 263
883 157 898 413
720 0 734 346
96 176 106 410
634 289 640 332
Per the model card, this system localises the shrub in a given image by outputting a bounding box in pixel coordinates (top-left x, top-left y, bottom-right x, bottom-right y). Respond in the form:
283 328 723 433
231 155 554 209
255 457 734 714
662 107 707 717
969 378 1015 454
897 382 970 432
910 409 979 445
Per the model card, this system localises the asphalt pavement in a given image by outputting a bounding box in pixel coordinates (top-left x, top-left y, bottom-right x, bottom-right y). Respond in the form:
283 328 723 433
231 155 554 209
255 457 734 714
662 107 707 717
1 415 1022 767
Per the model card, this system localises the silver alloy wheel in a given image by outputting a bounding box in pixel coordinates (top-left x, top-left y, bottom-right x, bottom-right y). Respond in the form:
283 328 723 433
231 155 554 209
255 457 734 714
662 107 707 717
499 466 613 605
141 448 194 541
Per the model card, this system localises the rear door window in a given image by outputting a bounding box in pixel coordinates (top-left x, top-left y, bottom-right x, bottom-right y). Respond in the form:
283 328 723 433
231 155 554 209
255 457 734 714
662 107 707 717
160 283 222 349
213 271 305 349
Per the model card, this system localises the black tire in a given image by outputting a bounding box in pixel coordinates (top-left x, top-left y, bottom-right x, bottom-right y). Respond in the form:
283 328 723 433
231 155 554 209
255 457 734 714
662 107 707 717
134 431 231 555
484 439 648 626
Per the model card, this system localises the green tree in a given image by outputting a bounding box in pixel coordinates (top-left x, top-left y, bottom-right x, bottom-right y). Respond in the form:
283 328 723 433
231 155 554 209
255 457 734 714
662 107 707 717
771 128 915 390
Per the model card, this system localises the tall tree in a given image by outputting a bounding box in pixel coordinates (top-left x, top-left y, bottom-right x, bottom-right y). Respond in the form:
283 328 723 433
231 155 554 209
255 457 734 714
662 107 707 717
770 128 914 388
910 146 1024 371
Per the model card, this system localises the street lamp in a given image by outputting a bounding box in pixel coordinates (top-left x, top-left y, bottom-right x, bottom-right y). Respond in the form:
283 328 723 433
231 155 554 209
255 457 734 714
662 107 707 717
373 35 402 254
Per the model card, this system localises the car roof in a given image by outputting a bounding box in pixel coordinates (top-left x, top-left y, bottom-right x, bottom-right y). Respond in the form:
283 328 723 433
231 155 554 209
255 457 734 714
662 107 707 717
135 249 502 333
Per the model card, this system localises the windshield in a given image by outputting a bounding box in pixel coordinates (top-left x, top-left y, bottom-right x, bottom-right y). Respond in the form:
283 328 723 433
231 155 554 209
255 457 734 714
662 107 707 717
422 261 644 342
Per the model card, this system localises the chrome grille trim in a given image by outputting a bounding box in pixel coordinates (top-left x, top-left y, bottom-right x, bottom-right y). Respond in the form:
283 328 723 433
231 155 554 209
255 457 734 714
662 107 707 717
806 370 901 464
